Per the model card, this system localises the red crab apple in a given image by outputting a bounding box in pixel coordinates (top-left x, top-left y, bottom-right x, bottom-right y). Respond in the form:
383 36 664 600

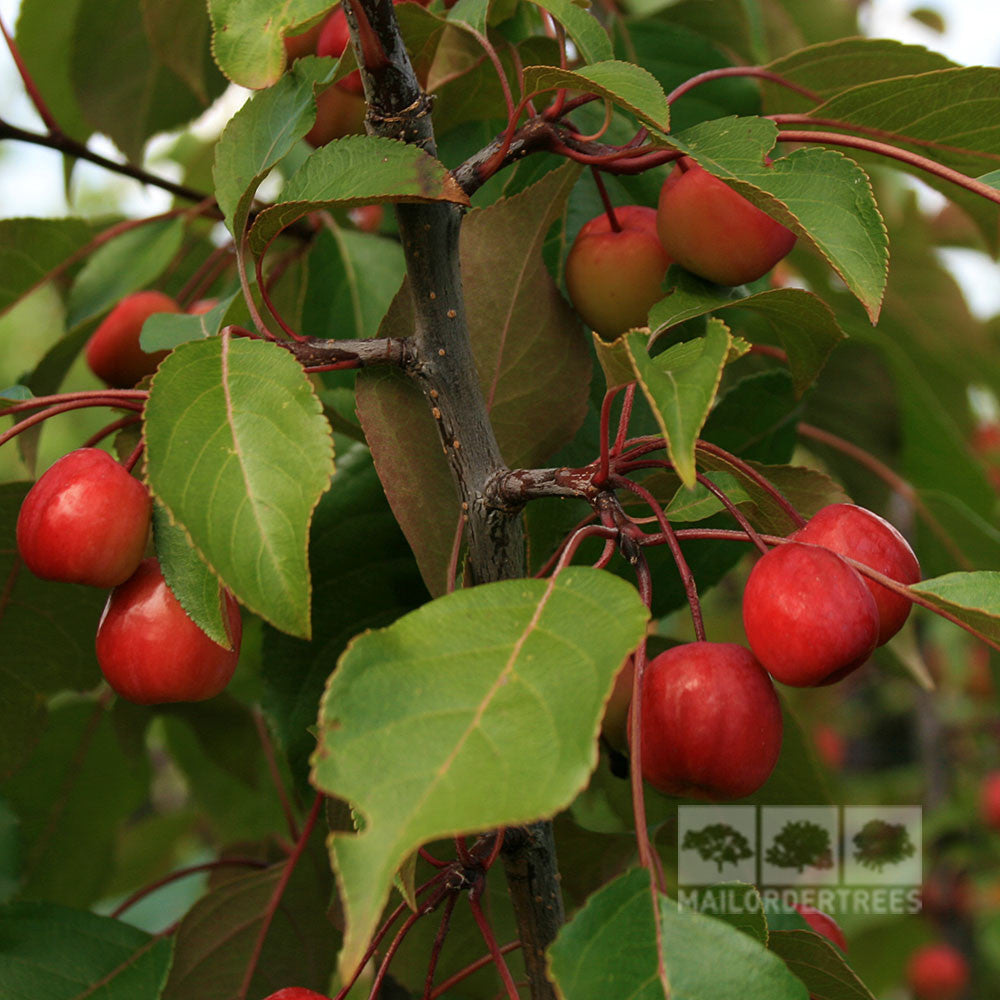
656 157 796 286
981 771 1000 830
261 990 331 1000
742 541 880 687
794 904 847 952
565 205 672 337
793 503 920 645
16 448 151 588
85 290 180 387
96 558 242 705
635 642 783 800
906 942 969 1000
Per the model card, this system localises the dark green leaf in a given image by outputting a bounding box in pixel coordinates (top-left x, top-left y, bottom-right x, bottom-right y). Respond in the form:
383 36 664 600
313 569 648 975
649 274 844 395
0 902 172 1000
769 929 875 1000
144 336 334 638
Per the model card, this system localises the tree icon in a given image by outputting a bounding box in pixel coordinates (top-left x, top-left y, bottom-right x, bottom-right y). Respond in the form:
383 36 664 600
765 820 834 873
682 823 754 873
853 819 916 872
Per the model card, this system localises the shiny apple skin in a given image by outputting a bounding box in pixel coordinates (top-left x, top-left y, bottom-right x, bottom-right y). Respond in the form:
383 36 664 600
905 943 969 1000
637 642 783 800
96 559 242 705
793 503 920 645
795 903 847 952
656 157 796 286
85 290 180 387
742 541 880 687
565 205 672 337
16 448 151 588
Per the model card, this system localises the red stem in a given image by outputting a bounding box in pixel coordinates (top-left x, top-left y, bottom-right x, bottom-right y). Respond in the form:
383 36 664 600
610 474 706 641
81 415 142 448
427 942 522 999
627 561 662 886
770 114 1000 165
1 389 148 418
468 888 521 1000
110 857 269 919
613 384 637 456
422 892 459 999
695 439 806 528
796 421 972 570
532 512 599 578
419 847 449 869
665 66 821 107
253 708 301 842
590 167 621 232
122 441 144 474
237 793 323 1000
594 385 624 487
255 240 307 341
366 888 449 1000
777 130 1000 206
694 471 768 554
0 13 62 134
0 399 145 450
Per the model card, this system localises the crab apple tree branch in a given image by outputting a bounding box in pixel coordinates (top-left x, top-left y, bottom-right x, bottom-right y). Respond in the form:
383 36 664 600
342 1 563 996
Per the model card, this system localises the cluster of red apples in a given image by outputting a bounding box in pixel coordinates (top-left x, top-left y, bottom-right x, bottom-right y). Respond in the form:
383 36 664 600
566 157 797 337
612 503 920 802
14 292 242 705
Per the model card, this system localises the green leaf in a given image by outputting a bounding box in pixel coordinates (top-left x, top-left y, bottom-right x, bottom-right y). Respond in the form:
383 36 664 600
768 929 876 1000
208 0 333 88
248 136 470 252
447 0 490 37
141 294 240 351
764 38 955 110
524 0 613 65
15 0 92 142
649 273 845 395
163 844 336 1000
213 57 333 237
302 226 407 340
522 61 670 134
152 502 232 647
0 902 173 999
669 117 888 322
0 218 103 319
703 370 801 464
807 67 1000 179
143 0 225 104
911 572 1000 643
261 443 429 788
547 868 809 1000
0 386 33 404
0 484 108 780
144 335 334 638
312 569 649 976
692 883 768 943
67 218 185 328
1 701 147 907
70 0 225 162
625 320 734 488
